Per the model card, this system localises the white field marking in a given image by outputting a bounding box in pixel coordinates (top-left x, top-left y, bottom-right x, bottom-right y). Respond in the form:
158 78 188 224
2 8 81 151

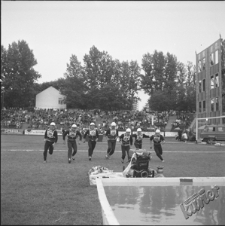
2 149 225 153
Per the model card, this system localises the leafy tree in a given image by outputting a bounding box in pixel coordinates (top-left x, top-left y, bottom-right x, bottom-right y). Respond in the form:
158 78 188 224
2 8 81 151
141 50 170 96
98 84 131 111
185 62 196 112
83 46 140 110
175 62 188 111
163 53 177 92
61 55 87 108
83 46 104 90
1 40 41 108
148 90 171 112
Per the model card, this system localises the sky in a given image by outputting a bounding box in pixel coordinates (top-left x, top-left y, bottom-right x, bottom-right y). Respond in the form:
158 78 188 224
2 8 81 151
2 1 225 110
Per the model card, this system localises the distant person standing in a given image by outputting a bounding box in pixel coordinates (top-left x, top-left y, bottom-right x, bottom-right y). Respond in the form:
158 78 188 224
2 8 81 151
132 128 149 149
63 124 82 163
43 122 58 163
62 126 66 142
105 122 118 159
178 128 182 141
150 129 165 162
83 122 99 161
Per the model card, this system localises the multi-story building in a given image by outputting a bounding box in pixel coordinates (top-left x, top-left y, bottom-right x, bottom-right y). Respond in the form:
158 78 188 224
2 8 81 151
196 37 224 125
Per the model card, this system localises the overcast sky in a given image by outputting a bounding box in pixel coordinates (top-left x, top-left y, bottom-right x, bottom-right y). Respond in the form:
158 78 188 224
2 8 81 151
2 1 225 110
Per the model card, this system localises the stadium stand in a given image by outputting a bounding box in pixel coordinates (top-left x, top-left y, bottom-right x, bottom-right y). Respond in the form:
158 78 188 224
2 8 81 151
1 108 194 136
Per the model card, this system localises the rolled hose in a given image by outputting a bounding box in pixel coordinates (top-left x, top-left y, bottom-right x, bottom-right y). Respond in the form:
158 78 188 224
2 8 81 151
126 169 155 178
141 171 148 177
133 169 152 177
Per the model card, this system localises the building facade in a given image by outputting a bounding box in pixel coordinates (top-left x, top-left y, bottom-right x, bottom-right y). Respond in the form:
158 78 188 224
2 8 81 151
196 38 224 125
35 86 66 109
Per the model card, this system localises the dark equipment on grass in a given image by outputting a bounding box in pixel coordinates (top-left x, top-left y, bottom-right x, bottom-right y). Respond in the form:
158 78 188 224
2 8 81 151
123 150 159 178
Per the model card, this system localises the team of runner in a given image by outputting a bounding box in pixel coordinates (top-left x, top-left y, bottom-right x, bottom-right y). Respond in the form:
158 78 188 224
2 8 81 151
43 122 165 164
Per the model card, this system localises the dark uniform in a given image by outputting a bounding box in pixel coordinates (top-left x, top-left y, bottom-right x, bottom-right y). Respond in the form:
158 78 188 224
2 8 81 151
84 129 99 160
43 128 58 162
119 133 133 162
132 133 149 149
150 133 164 161
63 129 82 162
105 128 118 158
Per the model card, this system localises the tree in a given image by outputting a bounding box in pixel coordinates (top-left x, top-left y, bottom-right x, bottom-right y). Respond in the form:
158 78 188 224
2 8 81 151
82 46 140 110
61 55 87 108
163 52 177 93
1 40 41 108
119 60 141 108
148 90 171 112
83 46 104 90
141 50 166 95
98 84 130 111
175 62 188 111
185 62 196 112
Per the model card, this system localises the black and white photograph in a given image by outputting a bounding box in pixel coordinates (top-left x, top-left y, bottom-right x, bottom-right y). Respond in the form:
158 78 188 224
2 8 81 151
1 1 225 225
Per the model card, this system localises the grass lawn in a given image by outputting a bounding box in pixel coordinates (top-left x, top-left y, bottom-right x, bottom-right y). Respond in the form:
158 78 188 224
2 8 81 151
1 134 225 225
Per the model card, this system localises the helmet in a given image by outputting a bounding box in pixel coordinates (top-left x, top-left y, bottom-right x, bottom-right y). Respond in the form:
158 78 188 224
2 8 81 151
72 124 77 128
50 122 55 126
90 122 95 126
111 122 116 126
126 128 131 133
137 128 142 132
155 129 160 133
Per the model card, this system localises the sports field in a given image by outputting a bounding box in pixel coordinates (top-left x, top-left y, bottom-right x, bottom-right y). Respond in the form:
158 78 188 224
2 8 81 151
1 134 225 225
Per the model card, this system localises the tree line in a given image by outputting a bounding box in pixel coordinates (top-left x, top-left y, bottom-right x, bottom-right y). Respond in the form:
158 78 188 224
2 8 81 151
1 40 198 112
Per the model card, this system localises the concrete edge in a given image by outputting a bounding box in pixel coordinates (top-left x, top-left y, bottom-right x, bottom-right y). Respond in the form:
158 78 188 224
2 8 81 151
96 178 120 225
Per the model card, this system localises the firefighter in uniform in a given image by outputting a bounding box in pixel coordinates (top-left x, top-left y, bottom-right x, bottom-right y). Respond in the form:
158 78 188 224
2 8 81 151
119 128 133 163
150 129 165 162
43 122 58 163
83 122 99 161
105 122 118 159
132 128 150 149
63 124 82 163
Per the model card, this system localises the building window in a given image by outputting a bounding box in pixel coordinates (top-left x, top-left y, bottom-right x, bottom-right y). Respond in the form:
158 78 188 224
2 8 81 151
58 98 64 105
211 76 214 89
215 97 219 111
199 80 202 92
218 127 225 132
199 101 202 113
211 98 214 112
203 79 205 91
215 50 218 64
210 52 214 66
203 100 206 112
198 60 202 72
208 126 215 132
202 58 205 70
215 74 219 87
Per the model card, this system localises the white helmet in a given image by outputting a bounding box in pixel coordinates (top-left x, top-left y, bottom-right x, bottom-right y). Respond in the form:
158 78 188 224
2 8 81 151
50 122 55 126
156 129 160 133
126 128 131 133
137 128 142 132
90 122 95 126
111 122 116 127
72 124 77 128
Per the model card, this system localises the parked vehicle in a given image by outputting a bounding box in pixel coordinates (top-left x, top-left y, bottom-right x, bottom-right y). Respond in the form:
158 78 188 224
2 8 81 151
200 125 225 144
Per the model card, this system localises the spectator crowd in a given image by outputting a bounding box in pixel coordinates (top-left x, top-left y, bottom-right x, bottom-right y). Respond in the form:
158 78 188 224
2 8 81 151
1 107 195 140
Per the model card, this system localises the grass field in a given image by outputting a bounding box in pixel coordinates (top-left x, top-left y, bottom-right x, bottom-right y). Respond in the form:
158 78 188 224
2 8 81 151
1 134 225 225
